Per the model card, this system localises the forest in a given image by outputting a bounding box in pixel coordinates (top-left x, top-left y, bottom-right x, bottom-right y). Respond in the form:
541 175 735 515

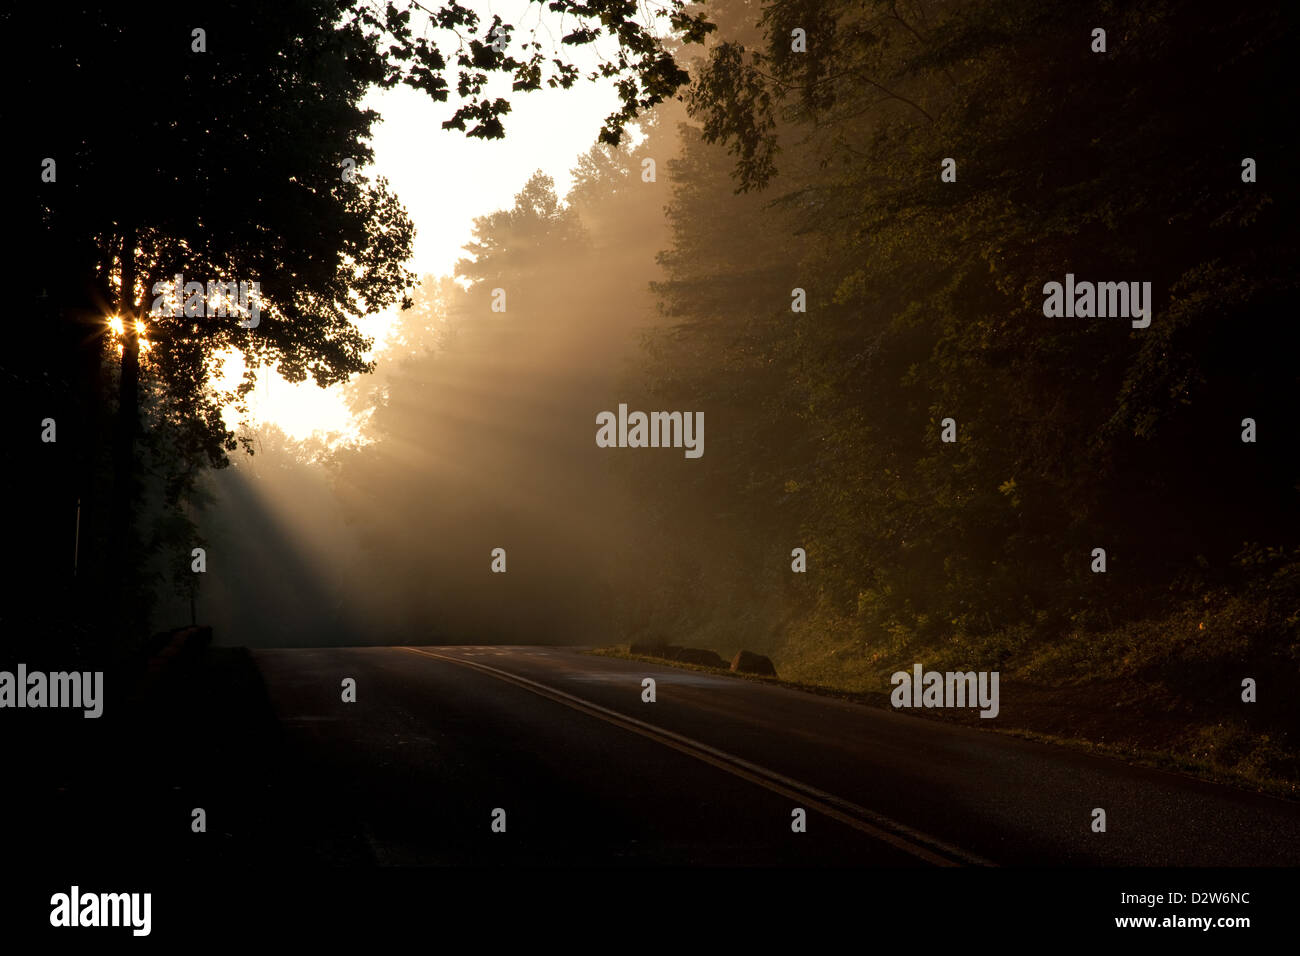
10 0 1299 791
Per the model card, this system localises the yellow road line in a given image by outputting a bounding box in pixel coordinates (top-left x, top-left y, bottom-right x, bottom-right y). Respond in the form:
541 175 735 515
399 645 995 867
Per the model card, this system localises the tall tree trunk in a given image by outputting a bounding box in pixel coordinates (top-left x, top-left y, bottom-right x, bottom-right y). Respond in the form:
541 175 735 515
109 227 141 637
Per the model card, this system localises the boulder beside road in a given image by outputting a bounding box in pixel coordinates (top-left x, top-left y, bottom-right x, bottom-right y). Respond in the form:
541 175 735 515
628 642 727 669
730 650 777 677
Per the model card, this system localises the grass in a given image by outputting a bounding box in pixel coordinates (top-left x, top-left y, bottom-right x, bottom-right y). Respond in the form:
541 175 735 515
587 610 1300 802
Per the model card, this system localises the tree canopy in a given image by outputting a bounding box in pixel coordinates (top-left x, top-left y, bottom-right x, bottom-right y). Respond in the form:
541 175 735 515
7 0 712 647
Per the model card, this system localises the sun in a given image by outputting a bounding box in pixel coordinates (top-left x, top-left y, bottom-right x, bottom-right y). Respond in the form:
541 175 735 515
105 314 154 354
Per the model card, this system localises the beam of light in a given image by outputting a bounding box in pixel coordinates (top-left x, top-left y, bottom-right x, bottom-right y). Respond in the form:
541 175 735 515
192 458 369 648
108 315 123 335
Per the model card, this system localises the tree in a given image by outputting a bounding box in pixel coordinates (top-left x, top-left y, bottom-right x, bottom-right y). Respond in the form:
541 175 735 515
9 0 713 643
631 0 1300 671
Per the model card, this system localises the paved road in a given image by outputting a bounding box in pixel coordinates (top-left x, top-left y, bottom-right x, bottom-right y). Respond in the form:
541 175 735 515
245 645 1300 866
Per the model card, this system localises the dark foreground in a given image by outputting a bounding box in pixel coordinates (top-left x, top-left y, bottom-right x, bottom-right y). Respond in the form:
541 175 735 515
3 644 1295 939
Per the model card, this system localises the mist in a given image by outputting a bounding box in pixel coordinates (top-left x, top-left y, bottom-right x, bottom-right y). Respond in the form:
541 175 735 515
170 115 690 649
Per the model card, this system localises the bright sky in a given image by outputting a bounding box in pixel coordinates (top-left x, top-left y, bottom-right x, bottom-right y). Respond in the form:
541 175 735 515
224 3 640 442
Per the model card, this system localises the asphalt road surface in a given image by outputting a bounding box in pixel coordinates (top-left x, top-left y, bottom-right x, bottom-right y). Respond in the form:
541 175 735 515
235 645 1300 867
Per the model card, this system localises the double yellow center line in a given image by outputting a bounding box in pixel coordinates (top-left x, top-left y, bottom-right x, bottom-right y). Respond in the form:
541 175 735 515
400 646 994 867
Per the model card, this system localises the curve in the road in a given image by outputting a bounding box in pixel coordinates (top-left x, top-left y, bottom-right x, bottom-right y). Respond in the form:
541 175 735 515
400 645 995 867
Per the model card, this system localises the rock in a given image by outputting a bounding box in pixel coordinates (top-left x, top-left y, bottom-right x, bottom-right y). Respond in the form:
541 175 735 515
672 647 727 668
730 650 777 677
